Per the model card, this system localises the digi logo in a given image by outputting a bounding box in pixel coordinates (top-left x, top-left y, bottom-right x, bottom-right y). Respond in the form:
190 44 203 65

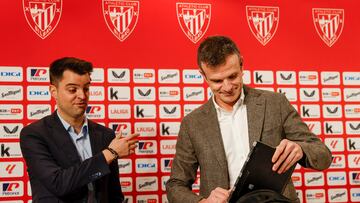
0 67 23 82
136 141 157 155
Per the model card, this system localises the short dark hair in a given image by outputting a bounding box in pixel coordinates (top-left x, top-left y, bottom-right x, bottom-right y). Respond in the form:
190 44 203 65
197 36 242 70
49 57 93 85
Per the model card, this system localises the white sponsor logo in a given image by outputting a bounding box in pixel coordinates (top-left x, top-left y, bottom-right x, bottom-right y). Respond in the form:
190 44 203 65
136 176 158 192
330 154 345 169
351 188 360 201
276 71 296 85
321 88 341 102
136 194 158 203
161 158 173 173
327 171 347 186
161 176 170 191
207 87 213 100
118 159 132 174
346 121 360 135
134 122 156 137
160 140 177 155
304 172 324 186
328 188 348 202
107 68 130 83
134 104 156 119
0 124 23 139
89 86 104 101
323 105 342 118
299 71 318 85
305 189 325 202
123 196 133 203
184 104 201 116
323 121 343 135
27 86 51 101
349 171 360 185
109 122 131 136
348 138 360 152
345 105 360 118
136 158 158 173
85 105 104 119
0 105 23 120
183 87 204 101
27 104 51 120
133 69 155 83
26 67 49 82
90 68 104 83
253 71 274 84
0 181 24 197
305 121 321 135
0 143 22 158
300 88 319 102
158 69 180 83
160 122 180 137
344 88 360 102
0 86 23 101
277 88 297 102
108 86 130 101
183 69 203 84
159 104 181 119
296 190 303 203
158 86 180 101
291 172 302 187
134 86 156 101
136 140 157 155
321 71 340 85
120 177 132 192
343 72 360 85
300 105 320 118
108 104 131 119
324 137 344 152
162 194 169 203
0 162 24 178
0 67 23 82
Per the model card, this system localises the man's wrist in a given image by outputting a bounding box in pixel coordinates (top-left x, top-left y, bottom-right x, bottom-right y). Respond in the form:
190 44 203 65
106 147 119 161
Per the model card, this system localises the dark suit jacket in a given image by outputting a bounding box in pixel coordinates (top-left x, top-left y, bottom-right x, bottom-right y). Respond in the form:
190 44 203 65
20 112 123 203
166 85 332 203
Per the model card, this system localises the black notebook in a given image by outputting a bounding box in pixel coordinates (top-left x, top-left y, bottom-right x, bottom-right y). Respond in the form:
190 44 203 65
228 141 296 203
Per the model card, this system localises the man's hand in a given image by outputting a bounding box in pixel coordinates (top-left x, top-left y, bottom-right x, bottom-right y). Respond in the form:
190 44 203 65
199 187 230 203
272 139 303 174
108 128 139 158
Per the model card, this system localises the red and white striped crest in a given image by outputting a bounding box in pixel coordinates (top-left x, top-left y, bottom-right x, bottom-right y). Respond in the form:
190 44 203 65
176 3 211 43
246 6 279 46
313 8 344 47
103 0 139 42
23 0 62 39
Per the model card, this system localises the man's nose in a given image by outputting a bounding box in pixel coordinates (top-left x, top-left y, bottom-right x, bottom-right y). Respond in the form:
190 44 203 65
222 80 232 91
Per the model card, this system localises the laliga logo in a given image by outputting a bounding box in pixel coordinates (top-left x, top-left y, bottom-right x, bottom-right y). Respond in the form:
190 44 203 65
176 2 211 43
313 8 344 47
23 0 62 39
102 0 139 42
246 6 279 46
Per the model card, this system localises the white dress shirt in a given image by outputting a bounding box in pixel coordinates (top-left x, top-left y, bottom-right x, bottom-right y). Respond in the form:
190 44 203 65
212 88 250 188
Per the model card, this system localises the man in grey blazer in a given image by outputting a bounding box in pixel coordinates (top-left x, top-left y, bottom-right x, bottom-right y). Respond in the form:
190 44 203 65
166 36 332 203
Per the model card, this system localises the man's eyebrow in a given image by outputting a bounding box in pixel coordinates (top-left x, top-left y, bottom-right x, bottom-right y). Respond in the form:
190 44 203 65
65 82 91 87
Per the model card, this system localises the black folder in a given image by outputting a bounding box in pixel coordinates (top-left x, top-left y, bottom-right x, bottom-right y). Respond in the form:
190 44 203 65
228 141 295 203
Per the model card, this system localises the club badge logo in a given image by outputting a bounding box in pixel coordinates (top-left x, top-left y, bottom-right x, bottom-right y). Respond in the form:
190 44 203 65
176 3 211 43
246 6 279 46
23 0 62 39
312 8 344 47
102 0 139 42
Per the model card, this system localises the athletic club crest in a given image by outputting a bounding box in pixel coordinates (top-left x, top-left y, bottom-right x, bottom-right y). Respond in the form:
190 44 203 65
246 6 279 46
313 8 344 47
23 0 62 39
102 0 139 42
176 3 211 43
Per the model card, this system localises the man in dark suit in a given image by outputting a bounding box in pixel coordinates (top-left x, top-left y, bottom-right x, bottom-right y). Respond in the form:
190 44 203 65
166 36 332 203
20 57 139 203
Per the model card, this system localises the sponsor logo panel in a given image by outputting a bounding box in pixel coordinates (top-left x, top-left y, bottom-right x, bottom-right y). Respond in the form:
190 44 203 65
253 71 274 84
136 176 158 192
321 71 340 85
299 71 318 85
26 67 49 82
158 86 180 101
0 181 24 197
27 104 51 120
135 158 158 173
89 86 105 101
134 122 156 137
27 86 51 101
0 143 22 158
0 124 23 139
158 69 180 84
134 86 156 101
343 72 360 85
0 162 24 178
0 86 23 101
134 104 156 119
107 68 130 83
182 69 203 84
118 159 132 174
133 69 155 83
160 140 176 155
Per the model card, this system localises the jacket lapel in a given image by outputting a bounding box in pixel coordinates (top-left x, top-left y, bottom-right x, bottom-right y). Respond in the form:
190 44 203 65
47 112 81 164
244 86 265 150
200 100 229 182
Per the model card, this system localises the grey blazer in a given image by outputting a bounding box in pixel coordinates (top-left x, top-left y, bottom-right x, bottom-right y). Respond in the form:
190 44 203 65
166 85 332 203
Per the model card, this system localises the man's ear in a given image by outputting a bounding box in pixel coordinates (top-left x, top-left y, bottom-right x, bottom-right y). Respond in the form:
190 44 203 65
49 84 58 101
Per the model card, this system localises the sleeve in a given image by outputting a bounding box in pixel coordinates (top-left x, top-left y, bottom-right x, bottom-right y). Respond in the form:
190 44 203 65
166 117 204 203
20 126 112 197
279 93 332 170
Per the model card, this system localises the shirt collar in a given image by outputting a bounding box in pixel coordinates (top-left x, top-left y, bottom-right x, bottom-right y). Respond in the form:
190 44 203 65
57 111 88 137
212 87 245 113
